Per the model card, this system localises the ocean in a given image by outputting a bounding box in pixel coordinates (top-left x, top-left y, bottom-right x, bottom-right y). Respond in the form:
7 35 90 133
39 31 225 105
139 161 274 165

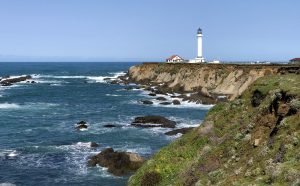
0 62 211 186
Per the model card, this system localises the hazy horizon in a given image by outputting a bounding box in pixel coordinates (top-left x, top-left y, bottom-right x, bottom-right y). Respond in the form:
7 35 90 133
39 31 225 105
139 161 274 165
0 0 299 62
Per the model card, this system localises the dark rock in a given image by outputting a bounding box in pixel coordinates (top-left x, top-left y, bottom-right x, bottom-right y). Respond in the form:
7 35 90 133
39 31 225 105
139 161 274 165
144 87 155 92
148 93 156 96
103 124 118 128
141 100 153 105
103 78 111 81
156 97 167 101
87 148 145 176
90 142 99 148
31 81 36 84
0 75 31 86
159 102 172 105
273 143 286 163
172 99 181 105
154 89 165 95
131 116 176 128
77 121 87 125
76 121 88 130
251 90 265 107
125 86 134 90
165 127 194 136
110 80 119 84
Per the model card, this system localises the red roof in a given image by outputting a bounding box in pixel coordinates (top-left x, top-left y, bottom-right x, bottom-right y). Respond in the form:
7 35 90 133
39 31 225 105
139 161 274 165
290 58 300 61
166 55 182 61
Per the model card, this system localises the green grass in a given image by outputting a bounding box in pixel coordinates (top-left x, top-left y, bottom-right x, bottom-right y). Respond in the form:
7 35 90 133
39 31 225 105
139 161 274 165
128 74 300 186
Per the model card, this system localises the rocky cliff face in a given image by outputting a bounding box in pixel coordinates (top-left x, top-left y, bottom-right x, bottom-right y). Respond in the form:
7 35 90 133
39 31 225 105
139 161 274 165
128 74 300 186
128 63 299 101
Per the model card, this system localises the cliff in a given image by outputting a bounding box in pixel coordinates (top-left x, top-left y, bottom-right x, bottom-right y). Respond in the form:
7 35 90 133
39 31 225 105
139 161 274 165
128 63 299 103
128 73 300 185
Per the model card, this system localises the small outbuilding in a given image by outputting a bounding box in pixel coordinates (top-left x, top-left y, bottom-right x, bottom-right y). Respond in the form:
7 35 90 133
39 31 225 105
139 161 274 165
166 55 184 63
289 58 300 64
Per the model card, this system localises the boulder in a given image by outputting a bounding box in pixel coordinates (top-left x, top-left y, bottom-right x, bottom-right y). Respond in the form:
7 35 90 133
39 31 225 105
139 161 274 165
156 97 167 101
165 127 194 136
172 99 181 105
90 142 99 148
141 100 153 105
76 121 88 130
87 148 145 176
148 93 156 96
159 102 172 105
131 116 176 128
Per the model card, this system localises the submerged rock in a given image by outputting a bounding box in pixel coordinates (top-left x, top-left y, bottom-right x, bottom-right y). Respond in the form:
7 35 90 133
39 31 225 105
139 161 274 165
103 124 118 128
131 116 176 128
159 102 172 105
141 100 153 105
165 127 194 136
87 148 145 176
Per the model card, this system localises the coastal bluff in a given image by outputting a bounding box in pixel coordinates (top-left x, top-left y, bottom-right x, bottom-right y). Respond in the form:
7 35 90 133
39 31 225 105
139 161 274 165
128 63 299 102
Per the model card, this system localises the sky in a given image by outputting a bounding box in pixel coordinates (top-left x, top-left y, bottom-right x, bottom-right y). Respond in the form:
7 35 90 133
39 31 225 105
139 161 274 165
0 0 299 62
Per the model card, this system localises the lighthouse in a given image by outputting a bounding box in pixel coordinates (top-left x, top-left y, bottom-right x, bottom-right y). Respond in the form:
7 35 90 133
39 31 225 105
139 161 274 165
195 28 205 62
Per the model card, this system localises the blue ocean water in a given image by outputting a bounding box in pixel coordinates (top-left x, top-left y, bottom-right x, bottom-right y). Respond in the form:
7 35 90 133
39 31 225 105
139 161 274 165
0 62 211 186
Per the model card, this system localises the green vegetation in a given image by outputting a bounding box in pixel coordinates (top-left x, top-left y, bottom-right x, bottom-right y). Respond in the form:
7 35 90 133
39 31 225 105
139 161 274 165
128 74 300 186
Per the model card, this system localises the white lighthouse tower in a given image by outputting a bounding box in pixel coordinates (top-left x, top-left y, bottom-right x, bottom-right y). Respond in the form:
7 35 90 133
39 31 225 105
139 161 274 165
195 28 205 62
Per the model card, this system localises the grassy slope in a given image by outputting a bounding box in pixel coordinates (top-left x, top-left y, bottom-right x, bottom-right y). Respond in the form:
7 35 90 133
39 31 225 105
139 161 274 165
128 74 300 186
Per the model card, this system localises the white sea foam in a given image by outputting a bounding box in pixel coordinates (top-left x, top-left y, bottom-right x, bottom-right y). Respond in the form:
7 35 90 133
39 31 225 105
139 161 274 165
7 150 19 157
0 102 58 110
105 94 121 97
87 71 126 83
0 149 20 158
0 103 21 109
134 94 214 109
0 183 17 186
33 74 86 79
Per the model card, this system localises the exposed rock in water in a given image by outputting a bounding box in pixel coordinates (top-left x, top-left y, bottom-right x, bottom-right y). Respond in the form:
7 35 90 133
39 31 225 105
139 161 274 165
159 102 172 105
90 142 99 148
87 148 145 176
172 99 181 105
75 121 88 130
125 86 135 90
148 93 156 96
131 116 176 128
103 124 119 128
0 75 31 86
141 100 153 105
165 127 194 136
156 97 167 101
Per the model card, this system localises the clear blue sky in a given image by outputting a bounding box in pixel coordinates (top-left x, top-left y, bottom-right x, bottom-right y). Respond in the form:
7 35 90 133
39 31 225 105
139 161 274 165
0 0 299 62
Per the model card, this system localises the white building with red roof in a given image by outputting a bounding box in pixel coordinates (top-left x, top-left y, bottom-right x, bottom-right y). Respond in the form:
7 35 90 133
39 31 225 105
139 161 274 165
166 55 184 63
